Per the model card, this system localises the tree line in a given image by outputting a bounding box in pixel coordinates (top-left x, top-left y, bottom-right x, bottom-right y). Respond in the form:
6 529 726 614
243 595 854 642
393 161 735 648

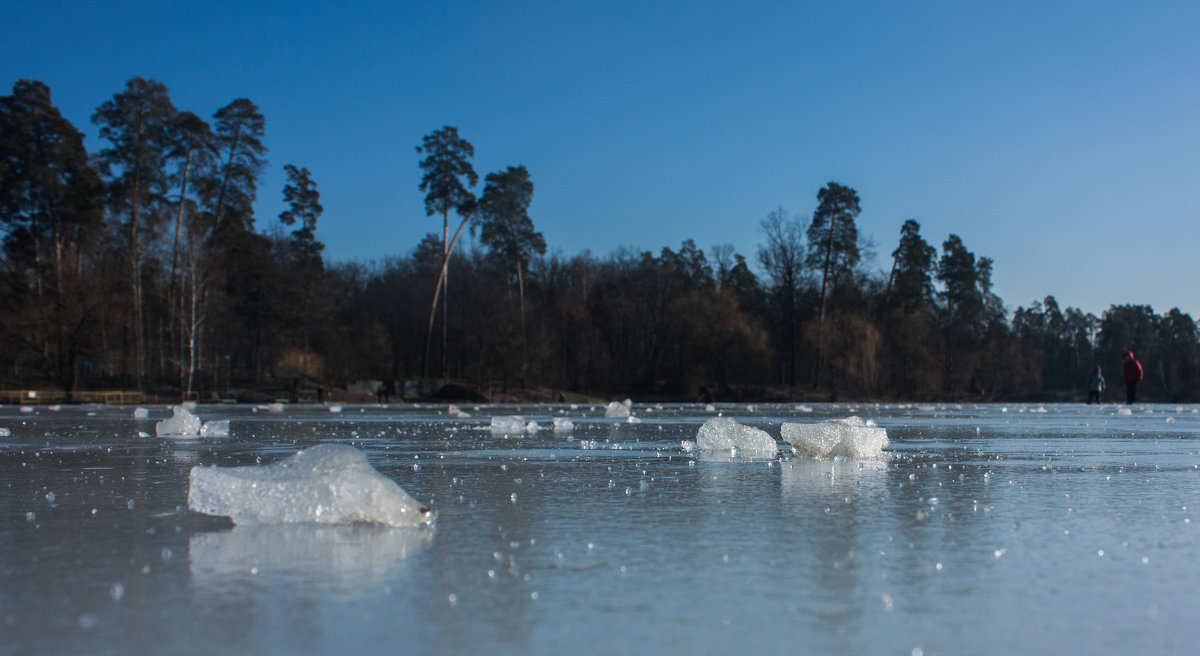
2 77 1197 402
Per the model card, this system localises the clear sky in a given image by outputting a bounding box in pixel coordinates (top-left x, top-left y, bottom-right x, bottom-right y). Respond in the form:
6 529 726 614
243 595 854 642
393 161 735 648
3 0 1198 319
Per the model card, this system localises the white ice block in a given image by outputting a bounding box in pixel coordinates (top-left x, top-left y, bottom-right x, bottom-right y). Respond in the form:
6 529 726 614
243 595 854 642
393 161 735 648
188 444 434 527
781 416 888 458
695 417 778 457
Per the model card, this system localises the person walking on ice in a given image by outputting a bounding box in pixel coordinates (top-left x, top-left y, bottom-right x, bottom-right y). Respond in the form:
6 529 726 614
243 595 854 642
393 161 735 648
1123 351 1143 404
1087 366 1105 404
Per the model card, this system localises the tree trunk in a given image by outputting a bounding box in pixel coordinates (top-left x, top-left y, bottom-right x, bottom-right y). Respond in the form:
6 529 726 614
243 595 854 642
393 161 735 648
422 211 473 378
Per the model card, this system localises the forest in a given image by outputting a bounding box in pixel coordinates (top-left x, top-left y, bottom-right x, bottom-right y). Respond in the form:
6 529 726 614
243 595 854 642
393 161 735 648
2 77 1198 403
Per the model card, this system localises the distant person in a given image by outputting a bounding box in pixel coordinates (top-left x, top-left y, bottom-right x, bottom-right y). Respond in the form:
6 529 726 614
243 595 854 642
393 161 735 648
1087 366 1105 404
1123 351 1144 404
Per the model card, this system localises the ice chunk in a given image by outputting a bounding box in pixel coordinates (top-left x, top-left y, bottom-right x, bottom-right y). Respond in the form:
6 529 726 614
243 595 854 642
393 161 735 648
0 427 10 437
156 406 201 437
328 404 343 413
1117 408 1133 415
490 415 527 434
187 444 433 527
525 421 541 433
695 417 778 457
133 407 150 419
552 417 575 433
448 404 471 418
782 416 889 458
604 400 632 418
200 420 230 438
705 403 717 412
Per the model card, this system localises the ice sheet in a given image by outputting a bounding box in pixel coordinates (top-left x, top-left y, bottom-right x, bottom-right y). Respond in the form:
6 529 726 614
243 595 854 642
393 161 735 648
187 444 434 527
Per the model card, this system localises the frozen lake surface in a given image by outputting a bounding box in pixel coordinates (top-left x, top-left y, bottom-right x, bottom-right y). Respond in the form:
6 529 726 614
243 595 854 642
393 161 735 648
3 401 1199 655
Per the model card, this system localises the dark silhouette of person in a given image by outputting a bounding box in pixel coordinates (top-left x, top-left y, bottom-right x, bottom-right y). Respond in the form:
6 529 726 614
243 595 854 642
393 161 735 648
1087 366 1105 404
1123 351 1143 404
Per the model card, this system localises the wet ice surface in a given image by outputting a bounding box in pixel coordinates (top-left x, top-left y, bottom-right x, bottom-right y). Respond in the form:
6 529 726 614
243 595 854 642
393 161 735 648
3 402 1200 655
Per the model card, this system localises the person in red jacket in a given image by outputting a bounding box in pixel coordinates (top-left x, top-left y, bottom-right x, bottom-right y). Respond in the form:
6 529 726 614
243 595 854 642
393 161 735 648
1123 351 1144 404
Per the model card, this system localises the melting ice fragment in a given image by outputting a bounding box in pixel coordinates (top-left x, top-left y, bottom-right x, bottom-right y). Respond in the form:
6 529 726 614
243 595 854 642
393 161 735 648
695 417 778 457
156 406 201 437
448 404 471 418
133 407 150 419
552 417 575 433
782 416 888 458
200 420 230 438
187 443 434 527
491 416 528 434
605 399 633 418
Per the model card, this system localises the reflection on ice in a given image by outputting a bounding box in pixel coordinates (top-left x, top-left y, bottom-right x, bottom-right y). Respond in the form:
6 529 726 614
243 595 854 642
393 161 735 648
188 444 434 527
189 523 431 592
780 457 889 499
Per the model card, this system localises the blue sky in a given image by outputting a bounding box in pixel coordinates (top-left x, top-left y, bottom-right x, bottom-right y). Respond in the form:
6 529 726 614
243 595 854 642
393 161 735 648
4 0 1198 318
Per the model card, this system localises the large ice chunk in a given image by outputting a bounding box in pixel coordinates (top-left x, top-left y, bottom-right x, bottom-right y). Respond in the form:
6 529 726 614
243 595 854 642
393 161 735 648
156 406 201 437
695 417 778 457
781 416 889 458
187 444 434 527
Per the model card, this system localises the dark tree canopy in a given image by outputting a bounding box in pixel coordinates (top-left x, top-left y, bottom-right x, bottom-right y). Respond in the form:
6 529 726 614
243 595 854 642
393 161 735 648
477 164 543 273
417 125 477 220
807 181 861 319
206 98 266 236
